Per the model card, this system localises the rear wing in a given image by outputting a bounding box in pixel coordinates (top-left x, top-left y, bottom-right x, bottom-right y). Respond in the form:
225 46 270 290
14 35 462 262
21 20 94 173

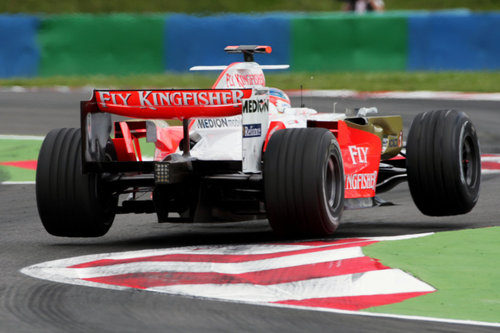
81 88 269 173
88 88 253 119
190 65 289 71
224 45 272 62
190 45 289 71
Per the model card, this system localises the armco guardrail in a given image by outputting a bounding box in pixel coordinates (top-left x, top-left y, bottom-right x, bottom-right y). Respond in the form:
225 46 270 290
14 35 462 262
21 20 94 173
1 11 500 78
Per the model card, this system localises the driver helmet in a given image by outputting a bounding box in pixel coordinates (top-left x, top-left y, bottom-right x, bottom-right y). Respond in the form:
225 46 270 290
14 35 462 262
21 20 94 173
269 87 291 114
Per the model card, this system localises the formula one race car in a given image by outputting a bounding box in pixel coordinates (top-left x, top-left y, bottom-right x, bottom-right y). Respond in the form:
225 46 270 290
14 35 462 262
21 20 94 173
36 45 481 237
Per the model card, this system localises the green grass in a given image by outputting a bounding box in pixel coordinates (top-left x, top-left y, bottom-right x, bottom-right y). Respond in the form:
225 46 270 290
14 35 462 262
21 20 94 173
138 138 156 159
0 138 155 182
1 0 499 13
3 72 500 92
363 227 500 323
0 139 42 182
0 165 37 183
0 139 42 162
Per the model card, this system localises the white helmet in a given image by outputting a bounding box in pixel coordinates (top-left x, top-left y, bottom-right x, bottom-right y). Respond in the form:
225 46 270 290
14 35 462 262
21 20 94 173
269 88 291 114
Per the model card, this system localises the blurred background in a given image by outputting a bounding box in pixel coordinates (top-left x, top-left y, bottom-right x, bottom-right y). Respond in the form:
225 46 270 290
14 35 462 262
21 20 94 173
1 0 500 91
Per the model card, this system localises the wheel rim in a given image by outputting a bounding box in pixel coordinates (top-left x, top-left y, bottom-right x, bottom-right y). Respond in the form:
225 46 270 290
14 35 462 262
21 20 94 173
461 134 479 188
325 157 336 207
323 152 342 215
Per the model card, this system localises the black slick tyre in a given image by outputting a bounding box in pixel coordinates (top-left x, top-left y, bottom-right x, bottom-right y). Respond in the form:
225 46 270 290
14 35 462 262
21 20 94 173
264 128 344 236
36 128 117 237
406 110 481 216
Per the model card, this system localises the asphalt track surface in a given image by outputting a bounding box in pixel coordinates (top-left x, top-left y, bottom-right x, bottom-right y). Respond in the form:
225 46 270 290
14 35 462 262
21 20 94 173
0 91 499 332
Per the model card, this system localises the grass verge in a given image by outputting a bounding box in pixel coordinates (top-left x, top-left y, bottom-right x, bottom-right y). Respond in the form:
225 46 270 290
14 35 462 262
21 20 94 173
0 139 42 182
0 138 155 182
363 227 500 323
3 72 500 92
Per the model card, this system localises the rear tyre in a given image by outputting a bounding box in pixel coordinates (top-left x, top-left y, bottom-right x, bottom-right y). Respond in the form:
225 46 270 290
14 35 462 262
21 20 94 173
406 110 481 216
264 128 344 236
36 128 117 237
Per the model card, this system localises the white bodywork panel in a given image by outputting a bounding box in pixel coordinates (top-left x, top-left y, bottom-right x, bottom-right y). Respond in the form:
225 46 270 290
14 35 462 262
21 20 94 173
241 90 269 173
212 62 266 89
165 62 348 172
189 116 243 161
188 108 346 164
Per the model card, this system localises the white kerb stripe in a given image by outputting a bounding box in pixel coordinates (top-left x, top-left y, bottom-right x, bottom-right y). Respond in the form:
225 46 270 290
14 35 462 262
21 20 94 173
481 156 500 162
66 246 362 278
150 269 435 303
23 241 367 268
28 246 363 279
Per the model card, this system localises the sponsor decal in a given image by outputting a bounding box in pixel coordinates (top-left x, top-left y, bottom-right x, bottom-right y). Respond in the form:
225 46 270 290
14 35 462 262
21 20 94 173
225 73 265 88
96 90 248 110
97 92 132 107
196 117 240 129
345 171 378 190
383 136 399 150
388 136 399 148
242 98 269 114
348 145 369 165
243 124 262 138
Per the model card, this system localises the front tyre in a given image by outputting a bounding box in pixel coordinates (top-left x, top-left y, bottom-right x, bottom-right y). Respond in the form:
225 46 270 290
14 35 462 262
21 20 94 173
406 110 481 216
264 128 345 236
36 128 117 237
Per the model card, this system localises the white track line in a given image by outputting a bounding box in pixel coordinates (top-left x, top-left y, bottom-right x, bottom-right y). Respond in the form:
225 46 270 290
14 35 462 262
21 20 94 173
366 233 434 241
1 181 35 185
0 135 44 140
269 302 500 328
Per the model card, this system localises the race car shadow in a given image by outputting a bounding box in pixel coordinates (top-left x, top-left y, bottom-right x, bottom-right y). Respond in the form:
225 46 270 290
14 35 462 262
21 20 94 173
335 220 476 238
49 217 476 252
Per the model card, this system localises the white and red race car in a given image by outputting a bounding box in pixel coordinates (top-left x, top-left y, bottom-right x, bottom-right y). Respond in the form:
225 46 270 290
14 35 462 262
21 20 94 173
36 45 481 237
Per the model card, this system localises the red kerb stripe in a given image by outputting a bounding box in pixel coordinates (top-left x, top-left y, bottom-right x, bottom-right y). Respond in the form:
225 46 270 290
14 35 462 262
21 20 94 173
82 256 389 289
69 240 377 268
273 291 434 310
0 160 37 170
482 161 500 170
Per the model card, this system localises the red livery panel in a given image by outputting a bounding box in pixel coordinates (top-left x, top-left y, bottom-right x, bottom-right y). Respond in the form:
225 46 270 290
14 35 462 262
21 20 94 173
336 123 382 199
94 89 253 120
